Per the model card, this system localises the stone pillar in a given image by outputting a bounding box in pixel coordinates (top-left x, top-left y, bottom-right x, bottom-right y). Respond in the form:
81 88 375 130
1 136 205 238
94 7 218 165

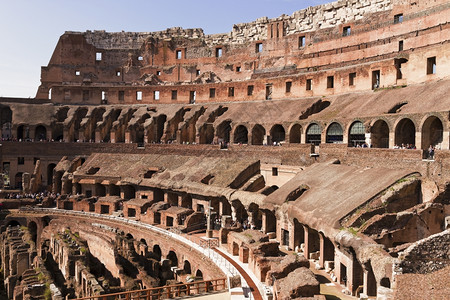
442 130 450 150
415 131 422 149
95 130 102 143
389 131 395 148
110 131 116 143
125 130 131 143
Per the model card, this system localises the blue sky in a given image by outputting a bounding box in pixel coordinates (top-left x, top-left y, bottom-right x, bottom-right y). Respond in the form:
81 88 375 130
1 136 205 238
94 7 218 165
0 0 328 98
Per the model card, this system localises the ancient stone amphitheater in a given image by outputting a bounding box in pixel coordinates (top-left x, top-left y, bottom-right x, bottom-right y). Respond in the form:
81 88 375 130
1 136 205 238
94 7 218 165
0 0 449 299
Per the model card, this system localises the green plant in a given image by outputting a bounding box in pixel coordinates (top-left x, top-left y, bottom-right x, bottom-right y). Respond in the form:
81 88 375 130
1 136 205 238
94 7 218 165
44 286 52 300
20 226 28 231
80 247 87 254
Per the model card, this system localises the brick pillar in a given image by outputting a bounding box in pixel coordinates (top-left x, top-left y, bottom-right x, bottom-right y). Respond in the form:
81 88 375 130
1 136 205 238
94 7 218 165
110 131 116 143
415 131 422 150
125 130 131 143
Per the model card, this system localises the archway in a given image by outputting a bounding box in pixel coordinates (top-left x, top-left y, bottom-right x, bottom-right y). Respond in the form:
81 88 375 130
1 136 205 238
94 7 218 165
421 116 443 149
17 125 25 140
28 221 38 246
153 245 162 261
195 269 203 279
47 163 56 186
216 121 231 143
35 125 47 141
326 122 343 143
371 120 389 148
167 251 178 267
199 124 214 144
306 123 321 145
0 106 12 139
289 124 301 143
395 118 415 147
183 260 192 274
251 124 265 145
348 121 366 147
270 124 285 144
52 124 64 141
15 172 23 189
233 125 248 144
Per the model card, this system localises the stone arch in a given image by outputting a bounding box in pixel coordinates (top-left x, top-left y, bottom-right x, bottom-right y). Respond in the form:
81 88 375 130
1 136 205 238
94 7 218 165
15 172 23 189
270 124 285 144
6 220 21 227
233 125 248 144
198 123 214 144
289 123 302 144
35 125 47 141
17 124 26 140
183 260 192 274
326 122 343 143
395 118 416 147
195 269 203 279
370 119 389 148
152 244 162 261
306 123 321 145
167 250 178 267
348 120 366 147
231 200 248 223
216 120 231 143
421 115 443 149
47 163 56 186
251 124 266 145
380 277 391 288
126 233 134 240
28 221 38 245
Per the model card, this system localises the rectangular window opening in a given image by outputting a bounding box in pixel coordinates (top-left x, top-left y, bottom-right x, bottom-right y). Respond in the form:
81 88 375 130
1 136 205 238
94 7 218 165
394 13 404 24
306 79 312 91
349 73 356 86
299 36 306 48
116 70 121 76
189 91 196 104
399 40 404 51
228 87 235 97
138 56 143 61
101 91 107 101
343 26 351 37
327 76 334 89
153 91 160 100
209 88 216 98
272 167 278 176
176 50 182 60
236 66 241 72
196 69 200 76
82 90 89 101
427 57 436 74
136 91 143 101
96 52 102 61
285 81 292 93
247 85 254 96
118 91 125 101
171 90 177 100
18 157 24 165
215 47 222 58
372 70 380 89
156 70 161 76
75 70 81 76
256 43 263 53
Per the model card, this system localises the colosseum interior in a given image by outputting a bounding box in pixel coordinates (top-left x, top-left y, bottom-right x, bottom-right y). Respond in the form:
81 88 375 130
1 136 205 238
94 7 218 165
0 0 449 299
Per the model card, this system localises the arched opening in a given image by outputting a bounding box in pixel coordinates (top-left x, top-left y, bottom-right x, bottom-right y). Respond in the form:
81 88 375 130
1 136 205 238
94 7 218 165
233 125 248 144
140 238 147 246
152 245 162 261
289 124 301 144
183 260 192 274
28 221 38 246
395 118 416 147
216 121 231 143
17 125 25 140
270 124 285 144
293 219 305 250
248 203 262 229
47 163 56 186
52 124 64 141
371 120 389 148
306 123 321 145
380 277 391 288
167 251 178 267
155 115 167 143
251 124 266 145
35 125 47 141
231 200 248 224
326 122 343 143
199 123 214 144
126 233 134 240
195 269 203 280
421 116 443 149
348 121 366 147
262 209 276 234
0 106 13 139
7 220 21 227
15 172 23 189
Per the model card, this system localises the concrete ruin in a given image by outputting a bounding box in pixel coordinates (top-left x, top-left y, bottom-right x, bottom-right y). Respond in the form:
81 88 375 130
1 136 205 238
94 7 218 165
0 0 449 299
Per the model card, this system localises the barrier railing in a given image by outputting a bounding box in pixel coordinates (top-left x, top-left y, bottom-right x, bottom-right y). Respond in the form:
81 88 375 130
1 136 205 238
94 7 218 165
74 278 227 300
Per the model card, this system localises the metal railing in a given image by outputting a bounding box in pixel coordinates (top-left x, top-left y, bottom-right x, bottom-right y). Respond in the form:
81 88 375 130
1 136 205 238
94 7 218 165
74 278 227 300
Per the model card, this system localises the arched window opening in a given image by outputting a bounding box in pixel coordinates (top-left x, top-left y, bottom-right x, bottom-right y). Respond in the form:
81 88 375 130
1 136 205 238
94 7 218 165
349 121 365 147
289 124 301 143
306 123 321 145
270 124 285 144
421 116 443 150
371 120 389 148
395 118 415 148
233 125 248 144
326 123 343 143
251 124 265 145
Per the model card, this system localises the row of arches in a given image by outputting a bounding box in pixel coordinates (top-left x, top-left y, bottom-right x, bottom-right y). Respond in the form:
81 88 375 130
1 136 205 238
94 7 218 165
4 114 445 150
